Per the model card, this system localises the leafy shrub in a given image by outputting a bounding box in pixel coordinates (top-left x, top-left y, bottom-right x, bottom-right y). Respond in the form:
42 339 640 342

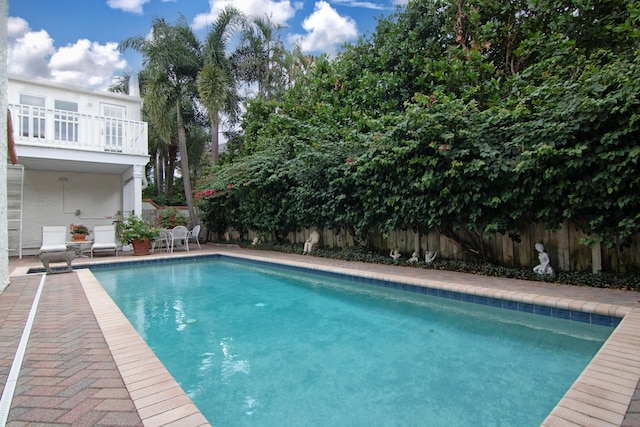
157 207 188 229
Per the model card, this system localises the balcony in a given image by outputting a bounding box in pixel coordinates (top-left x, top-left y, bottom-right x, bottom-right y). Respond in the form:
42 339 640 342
8 103 148 157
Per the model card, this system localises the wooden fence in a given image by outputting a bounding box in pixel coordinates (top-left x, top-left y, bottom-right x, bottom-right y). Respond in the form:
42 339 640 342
221 221 640 274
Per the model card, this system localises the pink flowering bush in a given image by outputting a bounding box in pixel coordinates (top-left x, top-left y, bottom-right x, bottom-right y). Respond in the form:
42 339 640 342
157 207 188 228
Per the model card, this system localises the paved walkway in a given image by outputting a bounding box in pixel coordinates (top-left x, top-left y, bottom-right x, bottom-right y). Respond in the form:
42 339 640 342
1 245 640 426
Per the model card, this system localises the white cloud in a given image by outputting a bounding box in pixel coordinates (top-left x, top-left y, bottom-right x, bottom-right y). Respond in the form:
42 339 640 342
192 0 299 30
288 1 357 55
7 17 55 79
7 17 127 90
106 0 150 14
49 40 127 88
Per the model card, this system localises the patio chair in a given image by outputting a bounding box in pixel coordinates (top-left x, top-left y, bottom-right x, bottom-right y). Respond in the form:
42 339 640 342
169 226 189 253
187 224 201 249
39 226 68 253
90 225 118 258
151 229 171 253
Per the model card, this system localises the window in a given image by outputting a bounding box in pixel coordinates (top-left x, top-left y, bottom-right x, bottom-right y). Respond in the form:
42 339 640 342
18 94 45 139
54 100 79 142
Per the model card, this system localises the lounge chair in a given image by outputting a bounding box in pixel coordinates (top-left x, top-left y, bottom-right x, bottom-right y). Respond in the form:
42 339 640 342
39 226 68 253
90 225 118 258
187 224 201 249
169 226 189 253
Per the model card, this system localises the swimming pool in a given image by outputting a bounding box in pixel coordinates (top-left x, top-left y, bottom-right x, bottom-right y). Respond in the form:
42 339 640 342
93 257 612 426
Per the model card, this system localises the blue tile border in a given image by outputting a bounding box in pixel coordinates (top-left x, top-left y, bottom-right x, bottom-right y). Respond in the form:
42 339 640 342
222 256 623 328
29 253 621 328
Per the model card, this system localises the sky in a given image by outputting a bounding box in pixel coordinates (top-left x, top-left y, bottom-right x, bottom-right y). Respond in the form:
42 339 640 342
7 0 408 90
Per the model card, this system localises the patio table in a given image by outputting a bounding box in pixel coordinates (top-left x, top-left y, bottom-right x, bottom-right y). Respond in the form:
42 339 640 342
66 240 93 257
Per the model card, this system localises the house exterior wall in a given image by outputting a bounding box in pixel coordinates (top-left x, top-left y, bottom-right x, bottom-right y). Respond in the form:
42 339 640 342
21 170 122 255
1 0 9 292
6 74 150 258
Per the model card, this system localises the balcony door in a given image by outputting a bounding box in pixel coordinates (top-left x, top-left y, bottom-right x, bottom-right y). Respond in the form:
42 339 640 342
54 100 79 143
102 104 125 152
18 94 45 140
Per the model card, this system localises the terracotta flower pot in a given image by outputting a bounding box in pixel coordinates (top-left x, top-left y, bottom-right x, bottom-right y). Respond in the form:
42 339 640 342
131 239 151 256
72 234 87 241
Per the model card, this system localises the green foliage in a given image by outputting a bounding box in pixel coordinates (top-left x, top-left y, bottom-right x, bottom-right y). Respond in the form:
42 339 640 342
156 207 188 229
70 224 89 236
195 0 640 268
117 213 161 244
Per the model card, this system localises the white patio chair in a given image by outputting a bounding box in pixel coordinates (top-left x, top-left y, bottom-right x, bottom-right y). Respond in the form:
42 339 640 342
39 226 68 253
187 224 201 249
151 229 171 253
169 226 189 253
90 225 118 258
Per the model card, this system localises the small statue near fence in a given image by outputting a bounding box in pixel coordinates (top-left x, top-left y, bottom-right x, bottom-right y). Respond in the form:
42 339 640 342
533 243 555 277
408 252 419 263
390 249 401 261
303 231 321 255
425 251 437 264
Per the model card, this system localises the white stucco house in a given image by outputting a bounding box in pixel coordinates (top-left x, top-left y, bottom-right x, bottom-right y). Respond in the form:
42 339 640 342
6 74 149 257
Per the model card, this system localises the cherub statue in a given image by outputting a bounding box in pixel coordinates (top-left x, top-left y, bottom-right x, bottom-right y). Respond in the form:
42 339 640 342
408 252 419 263
251 236 262 245
533 243 555 276
425 251 437 264
390 249 401 261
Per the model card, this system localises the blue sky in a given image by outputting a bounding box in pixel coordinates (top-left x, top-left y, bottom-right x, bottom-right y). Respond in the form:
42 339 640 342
7 0 407 90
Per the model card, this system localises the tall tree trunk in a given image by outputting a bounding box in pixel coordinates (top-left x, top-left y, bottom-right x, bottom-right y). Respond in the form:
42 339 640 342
210 115 220 164
154 152 163 196
166 139 178 198
176 99 197 227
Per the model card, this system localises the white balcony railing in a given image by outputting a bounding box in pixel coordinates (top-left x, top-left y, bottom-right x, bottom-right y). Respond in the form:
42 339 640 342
8 104 148 156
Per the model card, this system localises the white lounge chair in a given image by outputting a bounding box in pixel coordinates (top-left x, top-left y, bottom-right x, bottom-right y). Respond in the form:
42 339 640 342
169 226 189 252
90 225 118 258
187 224 201 249
40 226 68 253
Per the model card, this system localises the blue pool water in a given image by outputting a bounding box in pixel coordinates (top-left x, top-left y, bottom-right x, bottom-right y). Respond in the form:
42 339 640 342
93 258 612 426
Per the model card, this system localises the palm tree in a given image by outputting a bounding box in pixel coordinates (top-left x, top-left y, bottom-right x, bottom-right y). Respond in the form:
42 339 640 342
198 6 245 164
234 14 287 99
282 43 315 90
120 16 201 226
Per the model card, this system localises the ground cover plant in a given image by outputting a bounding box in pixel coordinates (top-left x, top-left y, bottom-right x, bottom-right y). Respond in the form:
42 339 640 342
233 240 640 292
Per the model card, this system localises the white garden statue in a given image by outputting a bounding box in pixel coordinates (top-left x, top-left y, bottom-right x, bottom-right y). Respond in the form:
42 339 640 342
408 252 419 263
425 251 437 264
303 231 321 255
533 243 555 276
390 249 401 261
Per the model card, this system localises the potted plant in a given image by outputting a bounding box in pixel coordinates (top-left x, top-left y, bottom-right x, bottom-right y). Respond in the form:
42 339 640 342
118 213 161 255
70 224 90 241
